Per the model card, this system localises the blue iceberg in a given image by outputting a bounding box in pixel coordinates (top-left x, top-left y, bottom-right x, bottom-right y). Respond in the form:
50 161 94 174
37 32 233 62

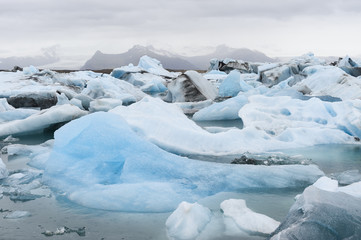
44 112 323 212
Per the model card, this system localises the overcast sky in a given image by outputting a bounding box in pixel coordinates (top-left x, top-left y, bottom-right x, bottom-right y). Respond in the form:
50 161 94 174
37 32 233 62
1 0 361 67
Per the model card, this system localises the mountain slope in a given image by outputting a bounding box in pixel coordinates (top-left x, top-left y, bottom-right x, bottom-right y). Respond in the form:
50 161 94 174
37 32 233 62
81 45 197 70
81 45 275 70
186 45 275 69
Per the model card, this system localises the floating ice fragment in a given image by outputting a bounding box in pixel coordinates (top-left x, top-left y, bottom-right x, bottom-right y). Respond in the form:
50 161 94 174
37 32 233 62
4 210 31 219
221 199 280 236
166 201 212 240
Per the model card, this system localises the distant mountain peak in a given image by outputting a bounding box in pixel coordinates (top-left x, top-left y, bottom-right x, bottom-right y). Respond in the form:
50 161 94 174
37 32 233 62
81 45 275 70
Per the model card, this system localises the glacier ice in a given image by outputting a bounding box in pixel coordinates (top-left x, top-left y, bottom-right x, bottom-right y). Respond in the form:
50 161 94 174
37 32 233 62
270 179 361 240
112 96 358 156
332 169 361 185
218 70 253 97
166 201 212 240
192 95 248 121
0 104 87 137
167 71 217 102
294 65 361 100
221 199 280 235
89 98 123 112
138 55 178 78
43 112 323 212
239 95 361 142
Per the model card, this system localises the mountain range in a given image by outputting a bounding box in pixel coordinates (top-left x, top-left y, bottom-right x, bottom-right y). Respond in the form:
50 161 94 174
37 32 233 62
81 45 275 70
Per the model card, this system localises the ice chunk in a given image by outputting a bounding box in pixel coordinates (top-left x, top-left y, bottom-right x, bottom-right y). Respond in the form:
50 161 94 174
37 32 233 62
270 184 361 239
174 100 213 115
218 70 253 97
1 169 50 201
221 199 280 235
312 176 338 192
89 98 123 112
43 112 323 212
110 64 143 79
22 65 39 75
193 95 248 121
138 55 178 78
0 157 8 179
0 108 39 123
81 77 145 102
3 135 19 142
4 211 31 219
166 201 212 240
112 96 357 156
203 70 227 81
167 71 217 102
338 181 361 198
0 104 87 137
295 65 361 100
184 71 217 100
333 169 361 185
0 98 15 112
125 72 168 93
239 95 361 143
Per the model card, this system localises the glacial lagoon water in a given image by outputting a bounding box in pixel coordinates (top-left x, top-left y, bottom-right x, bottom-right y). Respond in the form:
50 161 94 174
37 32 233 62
1 126 361 239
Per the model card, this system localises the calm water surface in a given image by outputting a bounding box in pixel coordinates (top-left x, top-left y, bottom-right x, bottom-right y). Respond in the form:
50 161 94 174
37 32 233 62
1 128 360 239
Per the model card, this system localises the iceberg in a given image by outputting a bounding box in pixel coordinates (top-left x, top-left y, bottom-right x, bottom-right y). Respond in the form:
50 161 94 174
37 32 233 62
221 199 280 236
124 72 168 93
166 201 212 240
218 70 253 97
0 104 87 137
112 96 358 156
193 95 248 121
294 65 361 100
80 77 145 104
43 112 323 212
167 71 217 102
239 95 361 142
89 98 123 112
270 178 361 240
138 55 178 78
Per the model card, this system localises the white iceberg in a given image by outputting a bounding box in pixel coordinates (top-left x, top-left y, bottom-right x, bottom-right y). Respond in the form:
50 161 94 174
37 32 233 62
138 55 178 78
43 112 323 212
166 201 212 240
0 104 87 137
112 96 358 156
193 95 248 121
221 199 280 235
294 65 361 100
81 77 145 104
89 98 123 112
239 95 361 143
